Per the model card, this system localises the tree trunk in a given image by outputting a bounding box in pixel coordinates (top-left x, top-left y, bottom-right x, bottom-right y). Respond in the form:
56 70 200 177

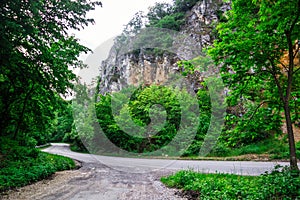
285 31 299 170
13 84 35 139
283 102 299 170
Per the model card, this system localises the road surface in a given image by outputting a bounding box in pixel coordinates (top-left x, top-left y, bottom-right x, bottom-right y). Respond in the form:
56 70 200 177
44 143 290 175
1 143 296 200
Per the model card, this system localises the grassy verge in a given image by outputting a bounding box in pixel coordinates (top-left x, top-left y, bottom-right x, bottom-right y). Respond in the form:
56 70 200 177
0 152 76 192
161 166 300 199
207 139 287 157
181 139 300 161
68 137 300 162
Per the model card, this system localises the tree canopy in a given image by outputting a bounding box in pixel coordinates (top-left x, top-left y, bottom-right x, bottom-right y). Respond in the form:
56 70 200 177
209 0 300 169
0 0 101 142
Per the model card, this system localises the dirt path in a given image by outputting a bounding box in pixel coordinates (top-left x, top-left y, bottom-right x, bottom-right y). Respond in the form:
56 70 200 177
1 143 295 200
1 163 186 200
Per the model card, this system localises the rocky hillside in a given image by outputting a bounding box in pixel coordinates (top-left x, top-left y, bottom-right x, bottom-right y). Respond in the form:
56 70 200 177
97 0 230 95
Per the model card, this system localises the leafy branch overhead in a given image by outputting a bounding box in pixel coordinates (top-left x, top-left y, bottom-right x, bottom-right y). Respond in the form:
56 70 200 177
0 0 102 139
209 0 300 169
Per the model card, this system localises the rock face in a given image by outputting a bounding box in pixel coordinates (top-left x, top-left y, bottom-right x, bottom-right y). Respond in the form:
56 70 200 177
99 51 180 94
178 0 230 57
98 0 231 94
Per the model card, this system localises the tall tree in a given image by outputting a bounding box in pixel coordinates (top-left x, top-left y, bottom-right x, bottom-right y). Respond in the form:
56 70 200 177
0 0 101 141
209 0 300 170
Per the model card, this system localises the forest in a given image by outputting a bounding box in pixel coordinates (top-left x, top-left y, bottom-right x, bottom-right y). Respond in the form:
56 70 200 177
0 0 300 198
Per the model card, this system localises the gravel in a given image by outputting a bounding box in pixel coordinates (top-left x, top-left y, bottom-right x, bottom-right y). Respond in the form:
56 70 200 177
0 162 187 200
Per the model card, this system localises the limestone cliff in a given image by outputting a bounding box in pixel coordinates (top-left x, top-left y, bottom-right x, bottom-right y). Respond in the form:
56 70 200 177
98 51 179 94
98 0 230 94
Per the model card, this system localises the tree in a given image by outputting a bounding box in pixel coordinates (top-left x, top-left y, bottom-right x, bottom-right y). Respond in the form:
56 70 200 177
173 0 199 13
0 0 101 142
123 11 146 37
209 0 300 170
50 101 74 143
147 2 173 26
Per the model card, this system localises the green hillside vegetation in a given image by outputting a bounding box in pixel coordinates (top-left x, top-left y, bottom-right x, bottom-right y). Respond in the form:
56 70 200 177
0 0 101 192
114 0 208 56
208 0 300 169
1 0 299 194
67 0 300 161
161 0 300 198
93 85 210 155
0 137 75 192
161 166 300 199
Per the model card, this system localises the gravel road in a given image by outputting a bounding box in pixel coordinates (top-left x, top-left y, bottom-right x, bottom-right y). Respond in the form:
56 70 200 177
1 143 296 200
1 162 184 200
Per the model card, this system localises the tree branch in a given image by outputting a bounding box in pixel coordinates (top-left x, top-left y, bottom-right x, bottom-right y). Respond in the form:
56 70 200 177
294 67 300 75
268 59 285 103
247 101 267 122
278 60 288 72
288 0 300 33
13 84 35 139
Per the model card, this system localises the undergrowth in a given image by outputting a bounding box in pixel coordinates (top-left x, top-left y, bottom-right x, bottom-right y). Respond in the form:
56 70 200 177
0 152 75 192
161 166 300 199
207 139 300 160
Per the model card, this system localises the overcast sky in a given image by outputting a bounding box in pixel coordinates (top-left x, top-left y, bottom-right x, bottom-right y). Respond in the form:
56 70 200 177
73 0 173 52
72 0 174 84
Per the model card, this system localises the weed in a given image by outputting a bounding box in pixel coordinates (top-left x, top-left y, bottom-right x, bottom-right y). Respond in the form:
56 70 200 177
161 166 300 199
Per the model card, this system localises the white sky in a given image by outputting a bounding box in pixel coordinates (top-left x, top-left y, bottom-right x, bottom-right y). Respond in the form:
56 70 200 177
73 0 174 52
72 0 174 85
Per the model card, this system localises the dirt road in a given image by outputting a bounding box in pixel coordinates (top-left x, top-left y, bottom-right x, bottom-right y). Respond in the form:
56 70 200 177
1 162 185 200
1 143 294 200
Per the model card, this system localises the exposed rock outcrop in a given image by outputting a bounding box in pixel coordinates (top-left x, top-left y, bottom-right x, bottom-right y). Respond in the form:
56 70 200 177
98 0 231 94
99 51 179 94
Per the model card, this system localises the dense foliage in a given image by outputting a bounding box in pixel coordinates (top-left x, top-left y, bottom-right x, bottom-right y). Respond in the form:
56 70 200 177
162 167 300 199
0 0 101 144
0 152 75 192
0 137 75 192
209 0 300 169
93 85 211 155
0 0 101 191
64 0 298 163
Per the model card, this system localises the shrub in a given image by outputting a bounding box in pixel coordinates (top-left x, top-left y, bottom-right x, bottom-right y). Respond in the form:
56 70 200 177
153 12 185 31
258 166 300 199
0 137 39 161
0 152 75 192
161 166 300 199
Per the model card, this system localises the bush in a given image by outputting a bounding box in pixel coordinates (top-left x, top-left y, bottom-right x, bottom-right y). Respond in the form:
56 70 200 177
161 166 300 199
0 152 75 192
258 166 300 199
95 85 182 153
208 143 231 157
271 141 300 160
153 12 185 31
0 137 39 162
222 107 282 148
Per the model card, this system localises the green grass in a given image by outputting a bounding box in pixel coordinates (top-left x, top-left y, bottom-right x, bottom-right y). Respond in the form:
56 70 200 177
229 139 287 156
206 138 300 160
161 167 300 199
0 152 75 192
